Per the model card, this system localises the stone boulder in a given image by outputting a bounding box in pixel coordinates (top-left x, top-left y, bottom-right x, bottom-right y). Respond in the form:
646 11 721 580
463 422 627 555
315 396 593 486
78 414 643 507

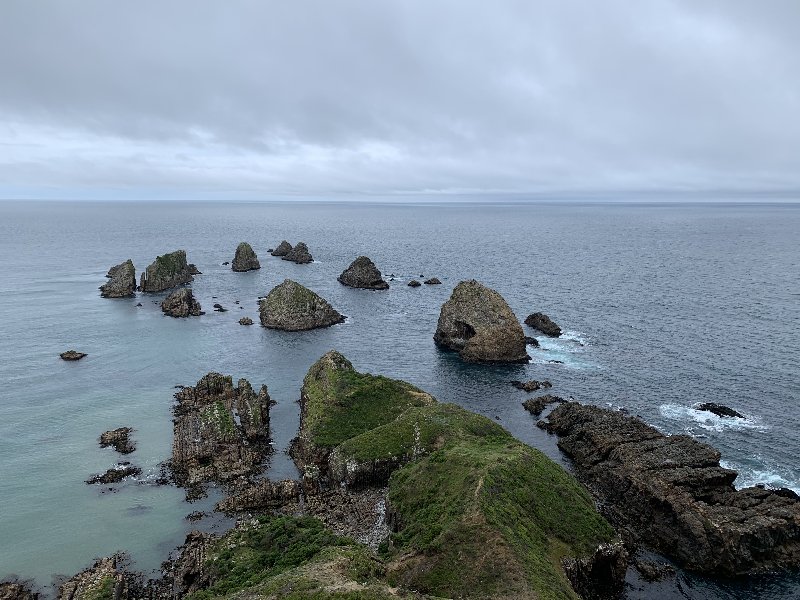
524 312 562 337
238 317 254 326
434 280 529 363
99 427 135 454
337 256 389 290
139 250 193 293
170 372 272 490
542 402 800 575
60 350 87 361
259 279 345 331
231 242 261 272
282 241 313 264
161 288 202 317
100 259 136 298
696 402 744 418
270 240 292 256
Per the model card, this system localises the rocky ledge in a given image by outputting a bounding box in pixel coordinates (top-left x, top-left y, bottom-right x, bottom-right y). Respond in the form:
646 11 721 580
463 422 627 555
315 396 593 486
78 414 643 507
259 279 344 331
337 256 389 290
282 241 313 264
99 427 135 454
434 279 530 363
170 372 272 490
525 312 562 337
270 240 292 256
139 250 193 293
100 259 136 298
231 241 260 272
541 402 800 575
522 394 565 417
161 287 202 317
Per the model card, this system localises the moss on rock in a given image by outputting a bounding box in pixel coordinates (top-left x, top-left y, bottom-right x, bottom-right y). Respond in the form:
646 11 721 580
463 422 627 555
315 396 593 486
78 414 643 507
259 280 345 331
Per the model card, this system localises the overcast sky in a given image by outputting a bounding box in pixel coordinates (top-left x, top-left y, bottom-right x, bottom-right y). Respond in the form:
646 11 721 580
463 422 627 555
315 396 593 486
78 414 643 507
1 1 798 200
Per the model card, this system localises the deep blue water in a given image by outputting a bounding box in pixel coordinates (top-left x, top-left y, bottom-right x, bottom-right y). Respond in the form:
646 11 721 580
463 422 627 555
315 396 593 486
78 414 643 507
0 200 798 598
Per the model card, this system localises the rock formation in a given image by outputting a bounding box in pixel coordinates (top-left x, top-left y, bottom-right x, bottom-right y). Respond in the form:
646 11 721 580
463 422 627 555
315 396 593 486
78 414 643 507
86 463 141 484
57 556 128 600
525 312 562 337
408 280 421 287
282 241 313 264
188 263 202 275
0 582 39 600
512 379 552 392
161 288 202 317
139 250 193 293
238 317 253 326
434 280 529 363
337 256 389 290
170 372 271 489
696 402 744 418
99 259 136 298
99 427 135 454
522 394 565 416
542 402 800 575
270 240 292 256
258 279 344 331
216 479 301 513
423 277 441 285
231 242 261 272
60 350 87 361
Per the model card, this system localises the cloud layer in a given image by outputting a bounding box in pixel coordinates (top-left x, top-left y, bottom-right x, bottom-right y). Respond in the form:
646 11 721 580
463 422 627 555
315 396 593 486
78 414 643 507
1 1 798 199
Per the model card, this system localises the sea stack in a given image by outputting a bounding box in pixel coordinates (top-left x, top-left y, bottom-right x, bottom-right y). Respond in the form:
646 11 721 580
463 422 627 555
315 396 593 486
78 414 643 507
100 259 136 298
259 279 344 331
139 250 193 293
282 242 313 264
337 256 389 290
524 312 562 337
434 279 529 363
231 242 261 272
270 240 292 256
161 288 203 317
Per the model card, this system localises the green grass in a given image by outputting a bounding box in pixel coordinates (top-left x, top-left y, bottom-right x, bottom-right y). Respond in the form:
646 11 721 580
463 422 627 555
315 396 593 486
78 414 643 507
84 575 115 600
200 400 236 439
152 250 187 278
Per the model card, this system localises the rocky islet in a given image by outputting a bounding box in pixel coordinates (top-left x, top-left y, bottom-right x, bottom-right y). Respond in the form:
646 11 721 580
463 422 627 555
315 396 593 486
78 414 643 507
258 279 344 331
99 259 136 298
337 255 389 290
231 242 260 272
160 287 202 317
139 250 194 293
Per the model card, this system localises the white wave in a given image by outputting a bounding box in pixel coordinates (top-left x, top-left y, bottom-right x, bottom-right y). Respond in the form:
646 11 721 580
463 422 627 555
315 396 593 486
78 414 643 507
721 460 800 495
658 404 768 433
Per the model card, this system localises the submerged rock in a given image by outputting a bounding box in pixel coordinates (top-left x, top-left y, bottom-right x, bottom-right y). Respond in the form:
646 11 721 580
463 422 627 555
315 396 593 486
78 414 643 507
60 350 87 361
161 288 203 317
270 240 292 256
434 280 529 363
139 250 193 293
231 242 261 272
337 256 389 290
423 277 441 285
100 259 136 298
696 402 744 418
170 372 272 489
543 402 800 575
259 279 344 331
99 427 136 454
512 379 552 392
86 463 141 485
524 312 562 337
282 241 313 264
407 280 421 287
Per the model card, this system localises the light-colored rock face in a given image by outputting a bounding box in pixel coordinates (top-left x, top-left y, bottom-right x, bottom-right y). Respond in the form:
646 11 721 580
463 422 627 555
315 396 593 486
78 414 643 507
231 242 261 272
282 241 313 264
139 250 193 293
337 256 389 290
259 279 344 331
434 279 529 363
161 287 202 317
100 259 136 298
270 240 292 256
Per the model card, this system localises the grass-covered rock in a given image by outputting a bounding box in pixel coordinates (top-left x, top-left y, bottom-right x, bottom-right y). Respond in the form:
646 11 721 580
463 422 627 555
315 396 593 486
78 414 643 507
259 280 345 331
139 249 193 292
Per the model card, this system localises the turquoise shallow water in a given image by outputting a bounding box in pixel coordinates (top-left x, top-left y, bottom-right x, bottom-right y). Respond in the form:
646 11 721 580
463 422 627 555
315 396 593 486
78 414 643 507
0 200 798 598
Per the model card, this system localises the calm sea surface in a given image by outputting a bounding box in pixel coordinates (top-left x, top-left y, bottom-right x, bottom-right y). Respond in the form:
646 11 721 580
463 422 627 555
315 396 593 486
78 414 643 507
0 200 798 598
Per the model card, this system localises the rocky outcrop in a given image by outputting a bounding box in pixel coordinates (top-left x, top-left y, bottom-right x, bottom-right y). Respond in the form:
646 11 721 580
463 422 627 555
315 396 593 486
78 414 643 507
408 280 421 287
270 240 292 256
99 427 135 454
238 317 254 326
696 402 744 418
512 379 552 392
258 279 344 331
522 394 565 416
231 242 261 272
57 556 128 600
60 350 87 361
170 373 271 489
160 531 214 597
188 263 202 275
434 280 529 363
139 250 193 293
282 241 313 264
0 581 39 600
542 402 800 575
423 277 441 285
86 463 141 484
337 256 389 290
161 288 202 317
216 479 301 513
524 312 562 337
100 259 136 298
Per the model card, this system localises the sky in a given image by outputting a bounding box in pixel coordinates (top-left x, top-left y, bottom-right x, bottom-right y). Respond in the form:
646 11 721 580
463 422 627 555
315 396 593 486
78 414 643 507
0 1 798 201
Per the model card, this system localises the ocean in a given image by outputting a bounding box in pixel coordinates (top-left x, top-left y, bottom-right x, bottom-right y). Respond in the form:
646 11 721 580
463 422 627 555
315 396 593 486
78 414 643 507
0 199 798 598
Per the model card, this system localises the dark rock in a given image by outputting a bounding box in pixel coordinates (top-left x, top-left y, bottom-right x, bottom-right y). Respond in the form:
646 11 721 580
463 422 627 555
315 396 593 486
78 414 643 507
282 241 313 264
337 256 389 290
140 250 193 293
696 402 745 419
633 559 675 582
231 242 261 272
524 336 540 347
562 540 627 600
511 380 552 392
60 350 87 361
136 302 142 307
221 261 229 266
169 372 271 490
270 240 292 256
185 511 205 522
188 263 202 275
86 463 141 485
522 394 565 416
267 248 274 253
259 279 345 331
543 402 800 575
162 531 214 597
434 279 530 364
238 317 254 326
100 259 136 298
524 312 562 337
161 288 202 317
0 581 39 600
408 280 421 287
213 303 227 312
99 427 136 454
423 277 441 285
216 479 301 513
